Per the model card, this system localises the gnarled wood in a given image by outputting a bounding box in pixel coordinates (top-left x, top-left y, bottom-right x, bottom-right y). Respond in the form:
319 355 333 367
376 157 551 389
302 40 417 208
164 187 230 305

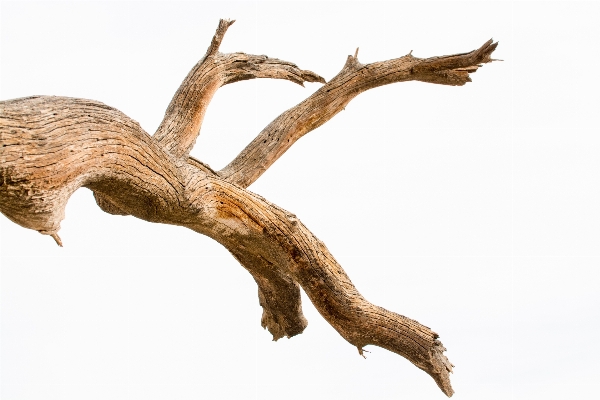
219 39 497 188
153 19 324 160
0 19 499 397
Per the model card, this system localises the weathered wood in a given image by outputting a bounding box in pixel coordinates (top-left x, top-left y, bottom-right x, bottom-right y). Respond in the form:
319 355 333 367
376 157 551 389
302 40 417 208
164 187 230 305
153 19 325 159
219 39 497 188
0 19 498 397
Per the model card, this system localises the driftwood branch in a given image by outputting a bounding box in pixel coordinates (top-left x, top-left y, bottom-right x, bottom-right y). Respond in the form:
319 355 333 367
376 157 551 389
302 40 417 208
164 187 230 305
0 19 498 397
219 39 497 188
153 19 324 159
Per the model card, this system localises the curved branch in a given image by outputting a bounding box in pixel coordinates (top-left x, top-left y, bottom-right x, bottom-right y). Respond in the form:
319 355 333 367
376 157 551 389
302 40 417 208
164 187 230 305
184 174 454 396
153 19 324 159
0 96 185 237
1 95 454 395
0 25 501 397
219 39 498 188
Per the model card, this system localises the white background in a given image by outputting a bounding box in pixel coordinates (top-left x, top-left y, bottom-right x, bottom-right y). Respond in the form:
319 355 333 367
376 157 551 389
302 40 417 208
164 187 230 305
1 1 599 399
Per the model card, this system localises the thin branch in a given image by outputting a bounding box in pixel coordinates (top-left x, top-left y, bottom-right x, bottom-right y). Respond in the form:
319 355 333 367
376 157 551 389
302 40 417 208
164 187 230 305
219 40 498 188
205 19 236 58
154 19 324 159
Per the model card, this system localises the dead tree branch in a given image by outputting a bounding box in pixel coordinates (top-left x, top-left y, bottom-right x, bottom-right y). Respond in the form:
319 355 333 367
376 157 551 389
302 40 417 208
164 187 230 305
153 19 324 159
0 19 498 397
219 39 497 188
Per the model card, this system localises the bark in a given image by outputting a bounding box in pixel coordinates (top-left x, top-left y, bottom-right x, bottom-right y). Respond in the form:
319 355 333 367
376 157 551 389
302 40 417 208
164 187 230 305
0 19 498 397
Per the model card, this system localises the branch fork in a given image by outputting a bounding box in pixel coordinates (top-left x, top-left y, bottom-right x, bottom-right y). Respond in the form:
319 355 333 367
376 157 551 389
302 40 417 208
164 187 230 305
0 19 498 397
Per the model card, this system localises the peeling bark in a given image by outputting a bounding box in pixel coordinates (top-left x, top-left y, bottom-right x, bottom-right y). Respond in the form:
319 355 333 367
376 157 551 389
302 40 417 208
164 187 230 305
0 19 498 397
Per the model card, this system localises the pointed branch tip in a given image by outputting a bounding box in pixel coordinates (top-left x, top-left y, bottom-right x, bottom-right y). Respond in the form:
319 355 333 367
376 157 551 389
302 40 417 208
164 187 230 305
206 19 237 56
357 346 370 359
51 233 63 247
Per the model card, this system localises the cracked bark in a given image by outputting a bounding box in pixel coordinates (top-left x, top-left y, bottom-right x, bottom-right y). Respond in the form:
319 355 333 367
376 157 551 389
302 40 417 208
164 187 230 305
0 19 498 397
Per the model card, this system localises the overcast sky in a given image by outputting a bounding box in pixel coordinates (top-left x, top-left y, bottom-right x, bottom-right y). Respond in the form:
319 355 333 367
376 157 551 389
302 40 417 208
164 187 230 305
1 1 599 399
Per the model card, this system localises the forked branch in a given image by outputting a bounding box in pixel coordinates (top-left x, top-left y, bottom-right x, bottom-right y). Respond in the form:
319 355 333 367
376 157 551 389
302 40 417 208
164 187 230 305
153 19 324 159
0 19 499 397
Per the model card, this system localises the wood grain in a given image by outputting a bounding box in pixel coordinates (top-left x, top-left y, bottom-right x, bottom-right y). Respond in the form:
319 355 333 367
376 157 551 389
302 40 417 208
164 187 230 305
0 19 498 397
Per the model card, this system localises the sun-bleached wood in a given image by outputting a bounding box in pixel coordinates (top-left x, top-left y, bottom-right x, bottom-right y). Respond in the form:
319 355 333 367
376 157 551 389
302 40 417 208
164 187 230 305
153 19 325 159
0 19 498 397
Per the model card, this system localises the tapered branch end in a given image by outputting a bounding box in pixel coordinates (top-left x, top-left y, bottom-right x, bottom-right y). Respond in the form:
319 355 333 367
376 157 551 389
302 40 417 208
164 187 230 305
428 339 455 397
476 38 499 64
206 18 236 56
223 54 326 87
414 39 500 86
50 233 63 247
296 69 326 86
